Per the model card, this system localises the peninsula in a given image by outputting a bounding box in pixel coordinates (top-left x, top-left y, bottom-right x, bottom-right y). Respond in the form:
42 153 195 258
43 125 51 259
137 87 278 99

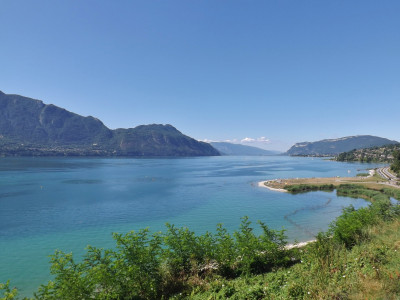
260 167 400 193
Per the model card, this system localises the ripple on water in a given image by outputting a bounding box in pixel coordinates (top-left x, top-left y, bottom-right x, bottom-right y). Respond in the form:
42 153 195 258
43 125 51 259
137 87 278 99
0 156 386 297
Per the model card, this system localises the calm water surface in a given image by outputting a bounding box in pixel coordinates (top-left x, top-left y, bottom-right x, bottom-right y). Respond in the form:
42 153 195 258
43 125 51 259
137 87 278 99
0 156 384 296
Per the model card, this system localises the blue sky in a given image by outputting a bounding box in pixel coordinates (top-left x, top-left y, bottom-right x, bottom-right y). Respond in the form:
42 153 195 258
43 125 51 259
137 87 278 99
1 1 399 151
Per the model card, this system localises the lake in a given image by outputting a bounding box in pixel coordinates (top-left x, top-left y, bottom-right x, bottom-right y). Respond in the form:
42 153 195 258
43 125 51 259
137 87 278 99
0 156 384 296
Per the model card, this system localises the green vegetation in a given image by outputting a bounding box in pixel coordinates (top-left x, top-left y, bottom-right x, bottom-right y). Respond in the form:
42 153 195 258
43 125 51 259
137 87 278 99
0 282 18 300
391 150 400 176
192 215 400 299
336 143 400 163
2 184 400 299
0 92 220 157
1 218 295 300
356 172 370 177
285 184 335 193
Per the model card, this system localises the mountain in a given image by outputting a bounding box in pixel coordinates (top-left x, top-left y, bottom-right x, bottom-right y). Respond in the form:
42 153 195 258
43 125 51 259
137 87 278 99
336 143 400 163
0 91 220 157
286 135 399 156
111 125 219 156
210 142 280 156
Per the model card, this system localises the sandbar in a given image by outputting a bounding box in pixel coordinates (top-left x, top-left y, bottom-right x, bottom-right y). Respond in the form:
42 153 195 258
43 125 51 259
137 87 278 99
258 180 287 193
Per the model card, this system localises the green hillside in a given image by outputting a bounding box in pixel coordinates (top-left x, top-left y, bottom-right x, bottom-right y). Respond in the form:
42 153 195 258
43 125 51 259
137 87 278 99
0 91 219 157
336 144 400 163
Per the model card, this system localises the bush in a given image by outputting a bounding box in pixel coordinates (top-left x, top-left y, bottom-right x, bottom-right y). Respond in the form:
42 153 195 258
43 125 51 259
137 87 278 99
233 217 290 275
35 229 164 300
356 173 370 177
29 217 292 299
6 184 399 299
383 188 400 201
0 281 18 300
330 205 376 248
286 184 335 194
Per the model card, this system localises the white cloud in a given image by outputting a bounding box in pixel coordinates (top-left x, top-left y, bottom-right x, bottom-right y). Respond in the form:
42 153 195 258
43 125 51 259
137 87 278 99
200 139 217 143
240 137 270 144
225 139 238 143
201 137 270 145
241 137 255 143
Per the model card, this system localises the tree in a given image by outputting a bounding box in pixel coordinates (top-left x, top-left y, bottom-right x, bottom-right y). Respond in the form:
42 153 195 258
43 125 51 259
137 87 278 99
391 150 400 176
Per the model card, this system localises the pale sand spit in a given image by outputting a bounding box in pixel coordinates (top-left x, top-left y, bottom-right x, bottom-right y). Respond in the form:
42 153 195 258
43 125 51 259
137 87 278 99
258 180 287 193
285 240 316 250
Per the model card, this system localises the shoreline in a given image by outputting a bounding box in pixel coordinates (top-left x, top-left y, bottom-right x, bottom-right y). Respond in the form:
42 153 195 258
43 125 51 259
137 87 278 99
258 181 317 248
258 169 400 192
285 239 316 250
258 169 396 250
258 180 287 192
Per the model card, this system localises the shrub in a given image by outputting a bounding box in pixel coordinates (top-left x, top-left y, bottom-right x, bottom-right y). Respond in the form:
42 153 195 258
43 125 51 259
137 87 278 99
112 229 163 299
0 281 18 300
214 224 237 277
6 184 399 299
330 205 376 248
286 184 335 194
356 173 370 177
28 217 292 299
233 217 290 275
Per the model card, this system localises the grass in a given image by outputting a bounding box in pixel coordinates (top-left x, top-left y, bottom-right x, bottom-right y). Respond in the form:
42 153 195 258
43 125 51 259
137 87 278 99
190 218 400 299
263 171 399 192
187 184 400 299
356 172 370 177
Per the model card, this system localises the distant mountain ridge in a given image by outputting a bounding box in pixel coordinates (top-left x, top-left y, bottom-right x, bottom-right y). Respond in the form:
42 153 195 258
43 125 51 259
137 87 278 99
210 142 280 156
286 135 399 156
0 91 220 156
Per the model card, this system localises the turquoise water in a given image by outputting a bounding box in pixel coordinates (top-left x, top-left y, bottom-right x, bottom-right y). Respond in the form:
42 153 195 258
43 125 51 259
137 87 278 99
0 156 384 296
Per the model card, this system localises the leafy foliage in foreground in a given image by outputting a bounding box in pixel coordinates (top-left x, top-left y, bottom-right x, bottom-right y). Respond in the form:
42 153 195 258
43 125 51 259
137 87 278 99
1 218 293 300
191 186 400 299
2 185 400 299
192 217 400 299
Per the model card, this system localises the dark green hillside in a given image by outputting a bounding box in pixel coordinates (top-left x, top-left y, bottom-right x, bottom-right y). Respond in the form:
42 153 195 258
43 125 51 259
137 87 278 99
0 91 219 157
0 91 112 146
286 135 398 156
113 125 220 156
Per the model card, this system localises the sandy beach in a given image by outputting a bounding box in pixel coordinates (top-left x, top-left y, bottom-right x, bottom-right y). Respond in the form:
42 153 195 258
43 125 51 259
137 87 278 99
258 180 288 192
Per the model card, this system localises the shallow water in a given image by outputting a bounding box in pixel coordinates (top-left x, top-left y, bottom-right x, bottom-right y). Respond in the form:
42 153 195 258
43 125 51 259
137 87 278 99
0 156 384 296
